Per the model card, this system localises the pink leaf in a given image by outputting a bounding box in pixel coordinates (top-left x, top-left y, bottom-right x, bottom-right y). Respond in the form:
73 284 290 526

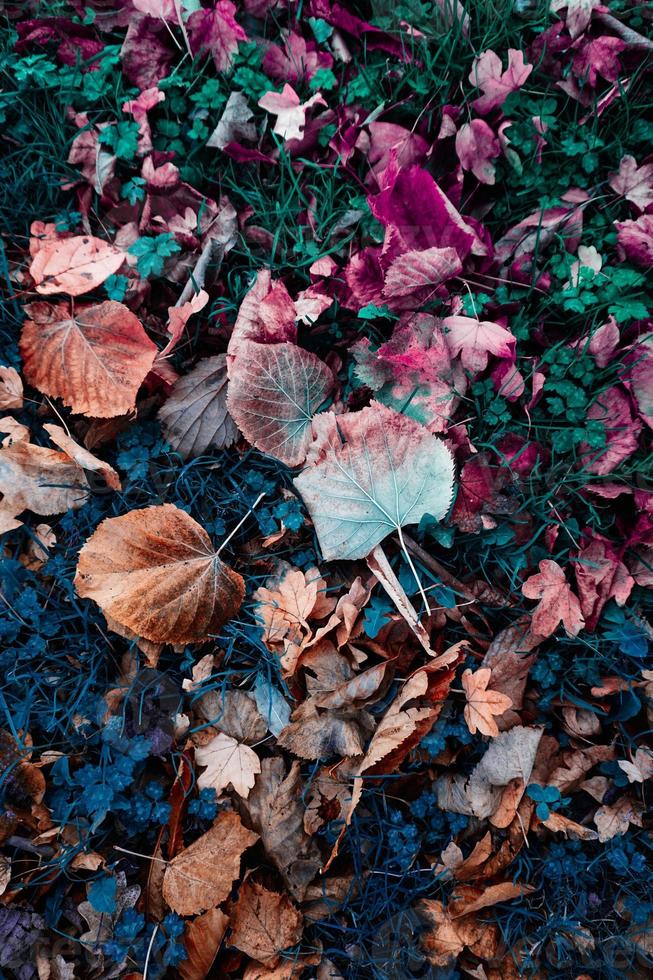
609 155 653 211
550 0 603 40
382 246 463 299
455 120 501 185
187 0 247 72
579 386 642 475
616 214 653 267
29 235 125 297
442 315 515 373
469 48 533 114
522 560 585 638
258 84 326 142
574 531 634 631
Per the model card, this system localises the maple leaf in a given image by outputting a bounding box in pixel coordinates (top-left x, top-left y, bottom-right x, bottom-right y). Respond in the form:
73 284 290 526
573 530 634 631
158 355 239 459
162 811 258 915
159 288 209 359
550 0 602 39
455 120 501 185
0 367 23 410
521 559 585 637
29 234 125 296
186 0 247 72
442 315 515 373
258 84 326 142
609 155 653 211
468 48 533 114
461 667 513 738
74 504 245 644
294 403 455 562
253 566 331 647
229 880 303 966
194 731 261 798
20 301 157 418
227 340 334 467
179 908 229 980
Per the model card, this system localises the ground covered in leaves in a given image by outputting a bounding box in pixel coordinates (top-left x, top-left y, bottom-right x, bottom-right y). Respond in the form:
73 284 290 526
1 1 653 978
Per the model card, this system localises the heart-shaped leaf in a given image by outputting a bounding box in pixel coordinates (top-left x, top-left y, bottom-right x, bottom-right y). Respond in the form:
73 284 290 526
74 504 244 643
228 340 333 466
20 301 157 418
294 403 455 561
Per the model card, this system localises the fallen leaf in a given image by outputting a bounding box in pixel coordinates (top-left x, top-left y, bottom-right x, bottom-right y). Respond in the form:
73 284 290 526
594 796 644 842
0 366 23 410
294 403 455 561
450 880 534 917
469 48 533 114
0 441 89 526
29 234 125 296
455 120 501 184
207 90 257 149
187 0 248 72
162 811 258 915
194 732 261 798
462 667 513 737
550 0 602 39
442 315 515 373
228 340 334 466
522 560 585 637
382 246 462 300
229 879 303 966
258 84 326 142
159 289 209 358
158 355 239 459
20 301 157 418
541 812 598 840
180 908 229 980
44 424 121 491
618 748 653 783
74 504 244 644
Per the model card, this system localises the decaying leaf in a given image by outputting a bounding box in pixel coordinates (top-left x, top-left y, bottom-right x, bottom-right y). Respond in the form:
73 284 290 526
44 424 121 490
20 301 157 418
228 340 334 467
180 908 229 980
294 403 455 561
194 732 261 798
162 810 258 915
29 234 125 296
158 355 239 459
0 440 89 528
462 667 513 737
0 366 23 410
229 879 303 966
75 504 245 644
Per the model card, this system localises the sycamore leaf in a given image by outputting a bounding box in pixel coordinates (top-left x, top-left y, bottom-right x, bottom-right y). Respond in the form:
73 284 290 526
258 84 326 142
158 355 239 459
609 155 653 212
522 559 585 637
162 811 258 915
179 908 230 980
20 301 157 418
29 234 125 296
74 504 245 644
194 731 261 798
468 48 533 114
461 667 513 737
229 880 303 966
294 404 455 561
0 366 23 410
382 247 462 300
228 340 334 466
442 315 515 373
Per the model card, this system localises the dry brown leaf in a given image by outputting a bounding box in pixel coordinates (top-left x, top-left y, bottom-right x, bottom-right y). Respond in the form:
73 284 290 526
541 812 598 840
162 810 258 915
366 544 436 657
158 355 239 459
179 907 229 980
617 748 653 783
0 856 11 896
194 732 261 798
0 416 30 447
29 234 125 296
449 881 534 917
241 758 321 901
196 689 268 743
462 667 513 737
0 441 89 526
20 523 56 570
417 899 488 968
548 744 616 792
254 567 328 648
594 796 644 842
44 424 121 490
277 699 373 760
75 504 244 644
521 560 584 637
229 879 303 966
481 618 541 716
20 300 157 417
0 366 23 410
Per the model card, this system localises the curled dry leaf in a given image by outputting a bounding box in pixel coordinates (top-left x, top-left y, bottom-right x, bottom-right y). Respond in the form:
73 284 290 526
179 908 230 980
20 301 157 418
162 810 258 915
461 667 513 737
74 504 245 644
294 403 455 561
194 732 261 798
229 879 303 966
158 354 239 459
29 234 125 296
44 424 121 490
227 340 334 467
0 441 89 529
0 366 23 410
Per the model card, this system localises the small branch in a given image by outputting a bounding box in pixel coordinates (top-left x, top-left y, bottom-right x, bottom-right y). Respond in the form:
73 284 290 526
401 533 476 602
594 11 653 51
217 492 266 556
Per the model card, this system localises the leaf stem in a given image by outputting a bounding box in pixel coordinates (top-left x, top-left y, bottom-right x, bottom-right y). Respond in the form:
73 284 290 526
217 492 266 555
397 525 430 616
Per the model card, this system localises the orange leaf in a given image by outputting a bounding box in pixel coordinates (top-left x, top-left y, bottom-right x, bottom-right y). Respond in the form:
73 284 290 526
462 667 513 737
74 504 244 644
229 879 303 966
521 559 585 637
20 301 157 418
180 908 229 980
29 234 125 296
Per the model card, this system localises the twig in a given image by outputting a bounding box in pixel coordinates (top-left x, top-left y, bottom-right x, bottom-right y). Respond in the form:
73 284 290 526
401 532 476 602
595 11 653 51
